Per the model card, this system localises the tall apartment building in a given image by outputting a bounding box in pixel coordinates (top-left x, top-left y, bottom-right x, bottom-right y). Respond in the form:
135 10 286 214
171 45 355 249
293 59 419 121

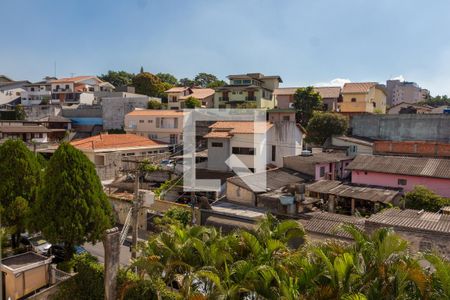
214 73 282 109
386 80 429 106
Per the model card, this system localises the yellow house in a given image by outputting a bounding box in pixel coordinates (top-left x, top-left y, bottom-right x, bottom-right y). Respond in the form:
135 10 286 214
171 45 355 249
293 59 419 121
339 82 387 114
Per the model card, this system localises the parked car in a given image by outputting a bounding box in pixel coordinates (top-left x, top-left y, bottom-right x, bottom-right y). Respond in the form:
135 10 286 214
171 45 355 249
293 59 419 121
160 159 174 169
20 234 52 255
49 244 88 263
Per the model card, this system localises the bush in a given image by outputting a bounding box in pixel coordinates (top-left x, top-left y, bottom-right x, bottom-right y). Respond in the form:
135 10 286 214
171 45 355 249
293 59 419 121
155 207 192 227
147 100 162 109
404 185 450 212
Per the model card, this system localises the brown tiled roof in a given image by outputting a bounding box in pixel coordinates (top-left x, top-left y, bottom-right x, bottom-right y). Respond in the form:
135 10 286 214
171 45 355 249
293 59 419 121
342 82 377 94
203 131 232 139
346 154 450 179
274 87 341 98
126 109 185 116
0 125 50 133
367 208 450 234
165 87 189 93
179 88 215 100
209 121 272 134
51 76 99 84
71 133 166 151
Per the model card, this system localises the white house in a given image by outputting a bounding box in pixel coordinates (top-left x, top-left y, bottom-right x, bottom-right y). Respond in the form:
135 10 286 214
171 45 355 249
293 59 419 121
50 76 114 105
204 121 305 172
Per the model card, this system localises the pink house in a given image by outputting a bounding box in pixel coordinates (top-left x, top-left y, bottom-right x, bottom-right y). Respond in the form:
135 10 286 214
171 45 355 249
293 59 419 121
347 155 450 198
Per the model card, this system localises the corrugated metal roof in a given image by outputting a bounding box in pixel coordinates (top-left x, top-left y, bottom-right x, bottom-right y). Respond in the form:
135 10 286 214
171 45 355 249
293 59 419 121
367 208 450 234
347 154 450 179
299 212 365 240
227 168 304 192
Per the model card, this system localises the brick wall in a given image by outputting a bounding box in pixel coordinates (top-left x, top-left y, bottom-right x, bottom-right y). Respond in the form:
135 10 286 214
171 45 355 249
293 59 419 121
374 140 450 158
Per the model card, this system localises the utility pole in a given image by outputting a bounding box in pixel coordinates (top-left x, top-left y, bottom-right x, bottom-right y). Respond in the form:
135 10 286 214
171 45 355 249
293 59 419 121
131 166 141 259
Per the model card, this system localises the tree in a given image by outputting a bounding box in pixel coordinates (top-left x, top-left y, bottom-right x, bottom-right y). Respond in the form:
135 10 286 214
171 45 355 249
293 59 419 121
404 185 450 212
99 70 135 87
194 73 218 88
184 97 201 108
206 80 227 88
4 197 30 248
156 73 178 86
140 66 144 73
132 72 166 98
293 86 323 126
419 95 450 108
306 112 348 145
14 104 26 120
179 77 195 87
147 99 162 109
33 143 112 260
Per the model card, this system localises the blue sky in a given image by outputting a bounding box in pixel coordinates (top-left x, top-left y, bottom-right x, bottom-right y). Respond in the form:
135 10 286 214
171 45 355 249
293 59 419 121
1 0 450 95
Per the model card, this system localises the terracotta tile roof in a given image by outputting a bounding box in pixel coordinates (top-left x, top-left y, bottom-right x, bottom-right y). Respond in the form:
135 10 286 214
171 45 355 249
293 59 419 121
274 86 341 98
71 133 166 151
209 121 273 134
51 76 100 84
342 82 377 94
126 109 185 117
203 131 232 139
179 88 215 100
347 154 450 179
165 87 189 93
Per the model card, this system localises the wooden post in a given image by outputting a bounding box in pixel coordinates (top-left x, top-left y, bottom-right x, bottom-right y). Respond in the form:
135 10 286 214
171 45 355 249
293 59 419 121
351 198 355 215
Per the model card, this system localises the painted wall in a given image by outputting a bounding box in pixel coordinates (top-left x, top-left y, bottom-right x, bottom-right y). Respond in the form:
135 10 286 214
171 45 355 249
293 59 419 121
207 138 231 171
226 182 256 206
351 170 450 197
266 121 303 167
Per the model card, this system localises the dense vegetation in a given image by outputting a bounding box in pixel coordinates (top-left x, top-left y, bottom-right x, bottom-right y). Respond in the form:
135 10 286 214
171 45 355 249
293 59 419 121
419 94 450 108
57 213 450 300
404 185 450 212
306 112 349 145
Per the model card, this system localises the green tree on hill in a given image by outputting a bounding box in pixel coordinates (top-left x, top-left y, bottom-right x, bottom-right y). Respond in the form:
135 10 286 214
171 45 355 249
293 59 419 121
306 112 349 145
156 72 178 86
293 86 323 127
98 70 135 87
132 72 167 98
33 143 112 260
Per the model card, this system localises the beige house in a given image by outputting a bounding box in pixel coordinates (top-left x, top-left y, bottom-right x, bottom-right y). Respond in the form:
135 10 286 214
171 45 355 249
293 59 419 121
214 73 282 109
274 86 342 112
124 109 185 145
340 82 387 114
165 87 215 109
1 252 53 300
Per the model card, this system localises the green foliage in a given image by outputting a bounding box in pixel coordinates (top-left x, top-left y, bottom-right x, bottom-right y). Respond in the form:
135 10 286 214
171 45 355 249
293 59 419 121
107 128 126 134
4 196 30 235
155 207 192 227
138 160 162 172
419 94 449 108
147 99 162 109
183 96 201 108
0 139 40 209
154 178 182 198
194 72 218 87
132 72 166 98
293 86 323 127
206 79 227 88
14 104 26 120
33 143 112 260
306 112 349 145
404 185 450 212
178 77 195 87
156 73 178 86
99 70 135 87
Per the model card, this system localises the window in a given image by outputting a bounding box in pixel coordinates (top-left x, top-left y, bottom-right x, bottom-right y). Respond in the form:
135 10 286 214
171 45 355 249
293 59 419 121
243 80 251 85
170 134 177 144
148 134 157 139
65 84 70 90
283 116 290 121
398 179 407 186
232 147 255 155
323 104 329 111
212 142 223 147
147 120 152 123
31 87 35 92
351 98 356 102
139 120 144 123
320 166 325 177
271 145 276 161
373 102 376 108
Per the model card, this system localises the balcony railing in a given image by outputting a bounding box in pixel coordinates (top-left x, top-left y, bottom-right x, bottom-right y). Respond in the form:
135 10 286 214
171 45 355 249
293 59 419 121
246 96 256 101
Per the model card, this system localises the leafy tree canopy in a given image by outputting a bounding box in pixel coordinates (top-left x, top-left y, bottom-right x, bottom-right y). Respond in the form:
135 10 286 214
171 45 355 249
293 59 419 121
132 72 166 98
404 185 450 212
194 72 218 87
184 97 201 108
14 104 26 120
294 86 323 127
206 79 227 88
306 112 348 145
33 143 112 259
419 94 450 108
147 99 162 109
179 77 195 87
98 70 135 87
156 72 178 86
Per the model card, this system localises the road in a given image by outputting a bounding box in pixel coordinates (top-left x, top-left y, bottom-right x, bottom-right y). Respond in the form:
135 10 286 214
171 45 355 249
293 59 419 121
83 242 132 266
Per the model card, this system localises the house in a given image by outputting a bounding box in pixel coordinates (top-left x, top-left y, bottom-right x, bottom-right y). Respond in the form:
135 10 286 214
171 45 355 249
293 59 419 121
0 117 71 143
385 80 429 106
204 121 304 171
347 154 450 197
306 180 403 216
20 77 55 106
124 109 184 145
1 252 53 300
214 73 282 109
0 76 30 109
95 91 157 130
324 135 374 155
373 140 450 158
340 82 387 114
165 87 215 109
71 133 169 180
283 151 354 181
267 108 296 123
387 102 433 114
274 86 342 112
50 76 114 105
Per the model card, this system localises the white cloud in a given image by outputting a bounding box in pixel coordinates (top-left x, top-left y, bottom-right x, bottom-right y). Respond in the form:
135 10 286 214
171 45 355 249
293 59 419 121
314 78 351 87
390 75 405 81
